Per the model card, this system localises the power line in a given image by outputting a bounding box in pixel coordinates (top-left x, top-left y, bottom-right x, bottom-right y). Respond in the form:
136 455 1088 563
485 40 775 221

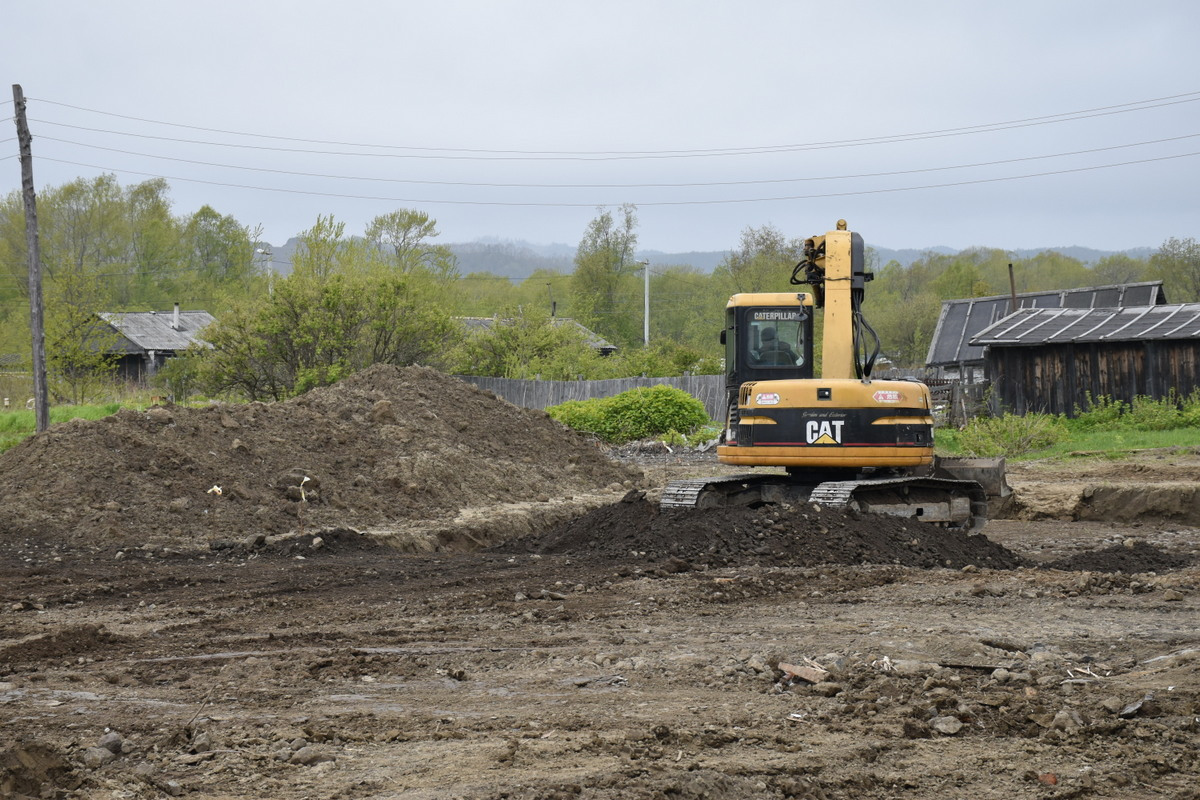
36 132 1200 189
31 91 1200 157
36 150 1200 208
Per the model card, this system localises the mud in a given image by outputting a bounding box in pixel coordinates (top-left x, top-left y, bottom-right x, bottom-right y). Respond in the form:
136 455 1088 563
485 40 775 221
0 369 1198 799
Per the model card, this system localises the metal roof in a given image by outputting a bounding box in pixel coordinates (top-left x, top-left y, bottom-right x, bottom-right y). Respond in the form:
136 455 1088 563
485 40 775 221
971 303 1200 347
925 281 1166 366
97 310 216 352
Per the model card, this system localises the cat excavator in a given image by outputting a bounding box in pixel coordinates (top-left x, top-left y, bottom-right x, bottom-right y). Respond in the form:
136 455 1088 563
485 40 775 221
661 220 1008 530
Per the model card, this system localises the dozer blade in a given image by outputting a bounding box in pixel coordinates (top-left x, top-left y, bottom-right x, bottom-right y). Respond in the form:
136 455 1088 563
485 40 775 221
933 456 1011 498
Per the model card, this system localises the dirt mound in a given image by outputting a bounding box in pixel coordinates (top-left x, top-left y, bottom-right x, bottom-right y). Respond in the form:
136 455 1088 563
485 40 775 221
500 493 1025 570
1043 539 1194 573
0 623 126 665
0 366 639 546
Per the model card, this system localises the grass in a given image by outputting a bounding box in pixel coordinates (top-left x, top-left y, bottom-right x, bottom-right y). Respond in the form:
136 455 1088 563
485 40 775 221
0 402 124 454
937 424 1200 461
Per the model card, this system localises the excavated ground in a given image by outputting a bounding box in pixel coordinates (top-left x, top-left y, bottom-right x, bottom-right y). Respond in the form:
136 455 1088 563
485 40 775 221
1 369 1198 799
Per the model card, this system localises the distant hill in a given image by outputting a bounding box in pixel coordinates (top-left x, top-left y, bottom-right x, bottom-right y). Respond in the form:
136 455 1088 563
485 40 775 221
259 236 1155 281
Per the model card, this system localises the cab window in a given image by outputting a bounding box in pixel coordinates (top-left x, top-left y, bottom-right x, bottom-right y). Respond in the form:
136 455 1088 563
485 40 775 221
748 312 804 368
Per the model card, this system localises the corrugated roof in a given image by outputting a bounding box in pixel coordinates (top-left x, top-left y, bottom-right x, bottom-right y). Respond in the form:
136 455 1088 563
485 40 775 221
971 303 1200 346
97 310 216 352
925 281 1166 366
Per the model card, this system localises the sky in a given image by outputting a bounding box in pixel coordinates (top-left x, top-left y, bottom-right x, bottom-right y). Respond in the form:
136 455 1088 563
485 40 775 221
3 1 1198 257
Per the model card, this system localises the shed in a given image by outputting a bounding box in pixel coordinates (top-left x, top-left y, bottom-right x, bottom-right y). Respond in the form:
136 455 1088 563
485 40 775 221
97 305 215 381
926 281 1167 380
971 303 1200 415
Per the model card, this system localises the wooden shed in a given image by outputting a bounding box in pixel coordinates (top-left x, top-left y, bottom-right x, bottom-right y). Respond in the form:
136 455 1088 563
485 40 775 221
926 281 1167 382
972 303 1200 416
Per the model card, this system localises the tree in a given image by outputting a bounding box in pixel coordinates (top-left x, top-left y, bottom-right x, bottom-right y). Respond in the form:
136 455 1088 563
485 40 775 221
1150 236 1200 302
193 216 457 400
713 224 805 294
451 307 600 380
366 209 459 282
569 204 640 347
181 205 256 286
1091 253 1148 286
43 271 123 404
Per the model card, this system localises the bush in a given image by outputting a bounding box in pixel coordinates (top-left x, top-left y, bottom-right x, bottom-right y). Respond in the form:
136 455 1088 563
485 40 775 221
956 412 1069 457
1069 391 1200 433
1069 394 1127 431
547 385 711 444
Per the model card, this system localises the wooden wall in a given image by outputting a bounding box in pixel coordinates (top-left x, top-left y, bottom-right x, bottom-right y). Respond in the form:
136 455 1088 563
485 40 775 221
985 340 1200 416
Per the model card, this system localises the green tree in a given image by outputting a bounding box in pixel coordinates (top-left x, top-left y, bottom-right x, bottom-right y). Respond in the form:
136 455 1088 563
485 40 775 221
1150 236 1200 302
451 306 600 380
1091 252 1148 286
43 271 123 404
569 204 640 347
366 209 459 282
712 224 804 294
193 216 457 400
181 205 256 287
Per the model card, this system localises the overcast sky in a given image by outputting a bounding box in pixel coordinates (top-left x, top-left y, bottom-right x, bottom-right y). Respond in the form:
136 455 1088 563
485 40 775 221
4 1 1198 256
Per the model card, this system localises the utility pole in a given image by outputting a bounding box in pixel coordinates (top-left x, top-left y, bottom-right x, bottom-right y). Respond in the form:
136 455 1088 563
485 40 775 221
638 260 650 346
11 85 49 433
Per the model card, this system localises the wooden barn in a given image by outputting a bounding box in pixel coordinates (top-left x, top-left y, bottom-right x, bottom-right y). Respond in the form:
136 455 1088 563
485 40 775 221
971 303 1200 416
926 281 1167 382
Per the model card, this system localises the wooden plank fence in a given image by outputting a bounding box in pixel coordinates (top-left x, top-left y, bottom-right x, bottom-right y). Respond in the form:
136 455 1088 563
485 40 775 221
456 374 728 421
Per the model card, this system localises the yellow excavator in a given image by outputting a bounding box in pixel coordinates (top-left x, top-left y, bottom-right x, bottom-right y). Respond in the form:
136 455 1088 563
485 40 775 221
662 220 1008 530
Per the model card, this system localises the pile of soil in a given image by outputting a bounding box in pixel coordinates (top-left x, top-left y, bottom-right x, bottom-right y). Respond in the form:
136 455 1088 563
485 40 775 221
500 493 1026 570
0 366 639 546
1043 539 1194 573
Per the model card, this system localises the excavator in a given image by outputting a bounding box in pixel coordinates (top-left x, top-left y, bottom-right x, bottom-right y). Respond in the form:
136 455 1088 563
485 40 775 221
661 220 1008 530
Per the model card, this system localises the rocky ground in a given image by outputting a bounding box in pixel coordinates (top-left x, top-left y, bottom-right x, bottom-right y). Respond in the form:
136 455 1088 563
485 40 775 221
1 370 1198 799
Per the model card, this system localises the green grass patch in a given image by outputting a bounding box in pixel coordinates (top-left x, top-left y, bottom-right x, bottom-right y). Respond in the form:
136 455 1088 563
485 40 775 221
938 395 1200 461
0 402 124 453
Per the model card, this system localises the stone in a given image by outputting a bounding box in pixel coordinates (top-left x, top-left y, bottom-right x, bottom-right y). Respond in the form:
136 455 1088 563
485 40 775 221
98 731 123 754
931 716 963 735
890 659 941 676
1051 708 1085 731
289 746 334 766
81 746 117 768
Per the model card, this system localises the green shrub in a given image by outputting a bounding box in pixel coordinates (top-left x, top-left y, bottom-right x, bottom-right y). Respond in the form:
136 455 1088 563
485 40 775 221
956 412 1069 457
547 385 711 444
1069 394 1127 431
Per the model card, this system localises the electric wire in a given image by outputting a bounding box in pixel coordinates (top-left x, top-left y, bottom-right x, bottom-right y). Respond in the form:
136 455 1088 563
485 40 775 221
30 91 1200 157
34 132 1200 189
35 150 1200 208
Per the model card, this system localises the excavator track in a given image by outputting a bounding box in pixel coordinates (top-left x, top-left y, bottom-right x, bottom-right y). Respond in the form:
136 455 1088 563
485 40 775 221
661 474 989 531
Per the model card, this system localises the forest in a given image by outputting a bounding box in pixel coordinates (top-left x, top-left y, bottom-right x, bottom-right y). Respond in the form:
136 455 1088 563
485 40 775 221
1 175 1197 403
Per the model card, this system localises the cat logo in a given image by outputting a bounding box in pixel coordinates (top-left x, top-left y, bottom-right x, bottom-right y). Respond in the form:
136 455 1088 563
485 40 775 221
805 419 844 445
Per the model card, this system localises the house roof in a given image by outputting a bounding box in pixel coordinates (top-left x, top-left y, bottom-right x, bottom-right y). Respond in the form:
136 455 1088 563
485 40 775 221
925 281 1167 366
97 310 216 353
971 302 1200 347
458 316 618 353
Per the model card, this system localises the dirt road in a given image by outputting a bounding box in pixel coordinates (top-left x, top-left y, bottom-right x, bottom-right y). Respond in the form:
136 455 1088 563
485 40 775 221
1 370 1197 798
